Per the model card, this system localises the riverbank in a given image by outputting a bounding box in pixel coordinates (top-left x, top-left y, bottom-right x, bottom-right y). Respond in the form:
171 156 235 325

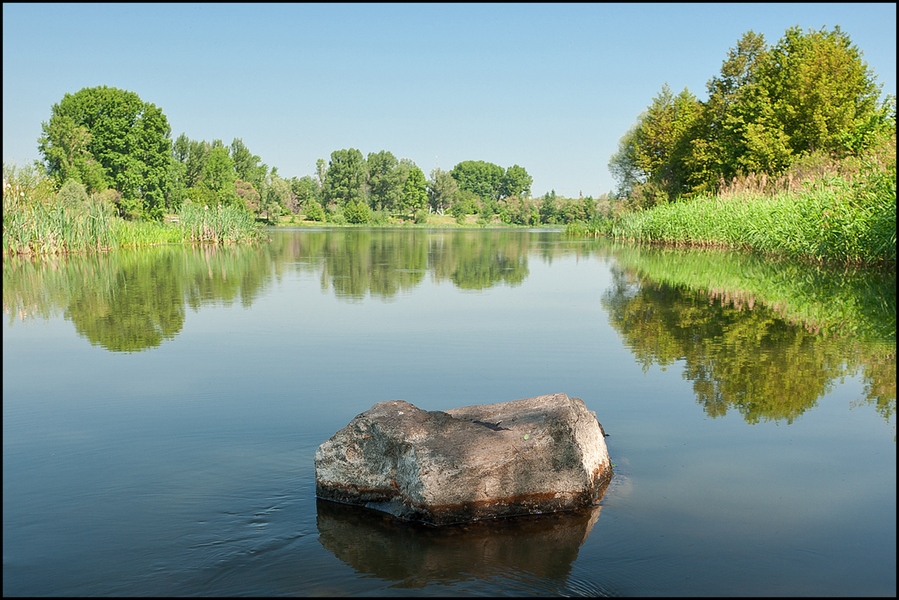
2 197 265 256
569 167 896 267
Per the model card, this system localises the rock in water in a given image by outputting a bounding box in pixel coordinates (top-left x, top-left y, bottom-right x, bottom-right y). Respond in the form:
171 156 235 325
314 393 613 525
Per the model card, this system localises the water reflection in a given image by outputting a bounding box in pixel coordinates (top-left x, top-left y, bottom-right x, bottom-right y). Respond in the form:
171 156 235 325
3 230 894 429
3 245 275 352
315 498 602 588
602 245 895 427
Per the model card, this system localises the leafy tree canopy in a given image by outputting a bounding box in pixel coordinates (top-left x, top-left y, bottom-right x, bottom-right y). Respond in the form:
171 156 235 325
450 160 506 202
611 26 894 201
323 148 366 207
38 86 172 220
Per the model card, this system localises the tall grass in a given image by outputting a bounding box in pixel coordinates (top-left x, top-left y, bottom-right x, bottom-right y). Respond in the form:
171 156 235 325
598 170 896 265
177 202 263 244
3 188 264 256
3 195 117 255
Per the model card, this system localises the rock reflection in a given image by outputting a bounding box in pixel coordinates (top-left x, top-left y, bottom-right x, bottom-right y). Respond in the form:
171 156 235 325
315 498 603 588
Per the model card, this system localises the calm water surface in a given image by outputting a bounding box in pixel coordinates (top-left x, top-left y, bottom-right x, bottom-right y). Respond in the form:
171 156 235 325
3 228 895 596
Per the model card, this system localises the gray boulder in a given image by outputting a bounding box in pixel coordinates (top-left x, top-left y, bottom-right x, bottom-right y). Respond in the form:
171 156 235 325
314 392 612 525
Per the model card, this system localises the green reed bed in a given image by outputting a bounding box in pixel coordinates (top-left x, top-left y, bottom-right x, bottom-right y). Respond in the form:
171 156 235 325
606 171 896 265
2 198 117 255
3 196 264 256
177 203 264 245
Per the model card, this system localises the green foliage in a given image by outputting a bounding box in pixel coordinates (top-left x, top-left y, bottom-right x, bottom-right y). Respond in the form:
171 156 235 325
413 209 429 224
612 26 892 200
498 195 538 225
763 26 881 157
57 179 89 206
323 148 366 207
198 146 239 207
39 86 172 221
366 150 404 211
229 138 267 191
427 167 460 215
290 175 321 211
304 198 326 222
450 160 505 202
538 190 560 224
343 199 371 224
500 164 533 198
606 170 895 265
401 166 428 216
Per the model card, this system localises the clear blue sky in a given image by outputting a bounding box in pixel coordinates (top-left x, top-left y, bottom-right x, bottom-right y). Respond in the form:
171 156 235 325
3 3 896 198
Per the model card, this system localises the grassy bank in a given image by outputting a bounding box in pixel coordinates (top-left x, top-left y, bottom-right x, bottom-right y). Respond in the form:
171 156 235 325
570 163 896 266
3 194 265 256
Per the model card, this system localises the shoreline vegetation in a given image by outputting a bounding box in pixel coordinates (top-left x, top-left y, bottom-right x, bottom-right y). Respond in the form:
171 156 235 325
2 25 895 267
4 149 894 267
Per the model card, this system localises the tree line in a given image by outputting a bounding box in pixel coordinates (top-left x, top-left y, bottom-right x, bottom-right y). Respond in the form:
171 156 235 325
609 25 896 208
32 85 544 225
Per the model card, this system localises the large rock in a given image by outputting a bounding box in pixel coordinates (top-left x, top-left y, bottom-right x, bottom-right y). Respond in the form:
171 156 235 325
314 393 612 525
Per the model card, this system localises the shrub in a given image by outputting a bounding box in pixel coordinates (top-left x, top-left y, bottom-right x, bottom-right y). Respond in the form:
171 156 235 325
304 199 326 222
343 200 371 224
58 179 89 206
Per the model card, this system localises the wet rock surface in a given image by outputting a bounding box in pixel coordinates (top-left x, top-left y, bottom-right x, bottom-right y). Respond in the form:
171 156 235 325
314 393 612 525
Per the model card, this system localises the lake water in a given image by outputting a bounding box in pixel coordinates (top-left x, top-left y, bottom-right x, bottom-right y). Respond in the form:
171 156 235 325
3 227 895 596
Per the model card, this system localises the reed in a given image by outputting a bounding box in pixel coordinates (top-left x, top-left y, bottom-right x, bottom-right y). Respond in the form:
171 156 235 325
2 195 117 255
177 202 263 245
3 187 265 256
603 170 896 265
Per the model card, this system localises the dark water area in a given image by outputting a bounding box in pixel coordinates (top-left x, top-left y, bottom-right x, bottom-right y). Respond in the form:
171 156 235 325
3 228 895 596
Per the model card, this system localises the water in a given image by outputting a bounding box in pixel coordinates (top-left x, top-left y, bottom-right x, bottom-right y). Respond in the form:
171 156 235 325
3 228 895 596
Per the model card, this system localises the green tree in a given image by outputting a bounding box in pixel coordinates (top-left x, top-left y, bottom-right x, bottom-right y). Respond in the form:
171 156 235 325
401 166 428 216
366 150 404 211
257 169 289 222
230 138 267 191
690 30 791 188
500 164 533 198
37 116 106 192
343 199 371 224
608 125 646 198
427 167 460 215
197 146 239 207
539 190 560 224
761 25 883 157
290 175 321 212
450 160 505 202
631 84 702 201
38 86 172 220
323 148 366 208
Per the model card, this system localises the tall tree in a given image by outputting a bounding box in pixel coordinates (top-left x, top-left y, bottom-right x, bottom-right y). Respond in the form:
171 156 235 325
366 150 404 211
198 146 239 207
230 138 267 191
427 167 460 215
401 166 428 215
450 160 505 202
323 148 366 207
500 164 533 198
38 86 172 219
36 115 106 192
761 25 883 156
